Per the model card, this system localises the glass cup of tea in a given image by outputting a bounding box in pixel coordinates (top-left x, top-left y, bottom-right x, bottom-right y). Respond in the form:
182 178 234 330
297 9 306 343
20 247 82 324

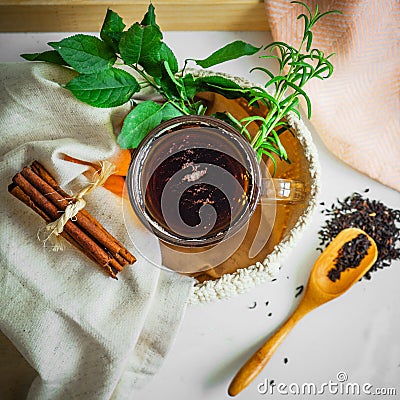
126 115 304 248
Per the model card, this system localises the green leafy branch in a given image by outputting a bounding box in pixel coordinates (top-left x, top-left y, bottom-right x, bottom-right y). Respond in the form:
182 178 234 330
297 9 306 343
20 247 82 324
21 2 342 173
21 4 260 149
229 1 341 169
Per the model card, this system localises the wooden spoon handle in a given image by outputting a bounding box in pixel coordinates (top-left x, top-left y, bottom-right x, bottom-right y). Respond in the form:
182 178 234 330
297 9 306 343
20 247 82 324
228 301 311 397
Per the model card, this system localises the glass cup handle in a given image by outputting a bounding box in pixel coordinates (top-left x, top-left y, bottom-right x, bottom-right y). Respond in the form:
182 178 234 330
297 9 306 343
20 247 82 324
260 178 305 203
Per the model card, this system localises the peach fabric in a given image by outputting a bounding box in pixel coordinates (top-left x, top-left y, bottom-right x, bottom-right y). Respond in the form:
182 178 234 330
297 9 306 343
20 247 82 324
264 0 400 191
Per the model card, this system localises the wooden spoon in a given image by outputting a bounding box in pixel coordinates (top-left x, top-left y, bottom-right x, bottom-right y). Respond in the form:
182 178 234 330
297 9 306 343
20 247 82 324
228 228 378 397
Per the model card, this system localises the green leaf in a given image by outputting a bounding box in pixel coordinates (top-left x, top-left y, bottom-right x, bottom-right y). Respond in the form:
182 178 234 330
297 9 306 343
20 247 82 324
21 50 68 66
297 13 310 30
100 9 126 51
248 87 280 109
259 141 284 158
286 81 312 118
118 101 163 149
265 41 296 54
271 130 288 159
119 23 163 76
160 43 178 74
260 149 277 174
191 101 206 115
154 75 179 99
161 102 184 121
315 63 333 79
49 34 116 74
194 75 250 100
141 3 160 29
193 40 261 68
305 30 313 51
182 74 197 99
291 1 312 18
250 66 275 80
264 75 287 89
118 23 143 64
65 68 140 108
163 61 182 88
211 111 236 126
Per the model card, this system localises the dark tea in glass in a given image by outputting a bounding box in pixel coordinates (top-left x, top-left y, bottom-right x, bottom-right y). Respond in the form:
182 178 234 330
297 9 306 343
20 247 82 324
128 116 260 246
127 115 303 248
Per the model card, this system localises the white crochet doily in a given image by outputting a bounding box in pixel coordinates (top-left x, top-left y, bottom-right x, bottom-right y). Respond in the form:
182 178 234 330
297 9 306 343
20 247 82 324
185 70 321 304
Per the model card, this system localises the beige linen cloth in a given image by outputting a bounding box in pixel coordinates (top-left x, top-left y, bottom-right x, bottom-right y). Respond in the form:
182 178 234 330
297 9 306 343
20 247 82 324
0 62 194 399
265 0 400 191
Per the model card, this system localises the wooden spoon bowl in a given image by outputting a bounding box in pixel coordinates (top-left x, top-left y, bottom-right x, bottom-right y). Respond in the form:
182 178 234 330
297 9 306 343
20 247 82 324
228 227 378 397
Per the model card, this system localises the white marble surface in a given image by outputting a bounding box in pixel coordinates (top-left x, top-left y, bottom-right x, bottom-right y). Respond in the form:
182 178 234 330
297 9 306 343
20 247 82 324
1 31 399 400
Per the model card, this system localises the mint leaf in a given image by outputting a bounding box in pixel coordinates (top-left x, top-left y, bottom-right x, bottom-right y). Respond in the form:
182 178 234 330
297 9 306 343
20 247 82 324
194 75 251 101
160 43 178 74
21 50 68 66
100 9 126 51
64 68 140 108
49 34 116 74
194 40 261 68
182 74 197 99
118 101 163 148
154 74 179 99
119 23 163 76
141 3 160 29
161 103 184 121
118 23 142 65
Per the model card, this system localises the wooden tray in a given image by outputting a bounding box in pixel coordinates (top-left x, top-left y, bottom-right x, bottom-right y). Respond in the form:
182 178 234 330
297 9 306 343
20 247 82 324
0 0 270 32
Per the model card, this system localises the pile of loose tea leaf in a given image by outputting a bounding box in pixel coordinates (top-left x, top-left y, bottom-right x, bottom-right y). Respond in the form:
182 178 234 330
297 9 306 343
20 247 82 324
318 192 400 280
328 233 372 282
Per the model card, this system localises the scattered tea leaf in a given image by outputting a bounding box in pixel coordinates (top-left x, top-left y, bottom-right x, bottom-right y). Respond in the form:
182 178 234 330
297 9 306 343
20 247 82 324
295 285 304 298
248 301 257 309
327 233 371 282
319 193 400 280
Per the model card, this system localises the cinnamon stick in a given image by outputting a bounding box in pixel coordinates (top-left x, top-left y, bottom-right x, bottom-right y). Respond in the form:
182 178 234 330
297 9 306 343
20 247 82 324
8 182 102 269
31 161 135 264
21 166 129 268
12 173 124 278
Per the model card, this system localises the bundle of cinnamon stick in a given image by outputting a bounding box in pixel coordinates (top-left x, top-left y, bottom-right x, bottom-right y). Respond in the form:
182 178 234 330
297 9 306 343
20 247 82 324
8 161 136 279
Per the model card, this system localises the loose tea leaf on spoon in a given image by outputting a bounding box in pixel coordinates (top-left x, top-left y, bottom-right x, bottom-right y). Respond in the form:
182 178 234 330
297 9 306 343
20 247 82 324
319 192 400 280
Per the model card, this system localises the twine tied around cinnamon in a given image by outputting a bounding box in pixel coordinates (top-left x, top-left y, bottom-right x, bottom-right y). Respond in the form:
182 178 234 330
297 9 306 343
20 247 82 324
40 161 116 251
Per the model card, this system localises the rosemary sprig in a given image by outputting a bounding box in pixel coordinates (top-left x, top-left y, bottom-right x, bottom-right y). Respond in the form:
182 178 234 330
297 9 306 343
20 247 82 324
233 1 342 169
